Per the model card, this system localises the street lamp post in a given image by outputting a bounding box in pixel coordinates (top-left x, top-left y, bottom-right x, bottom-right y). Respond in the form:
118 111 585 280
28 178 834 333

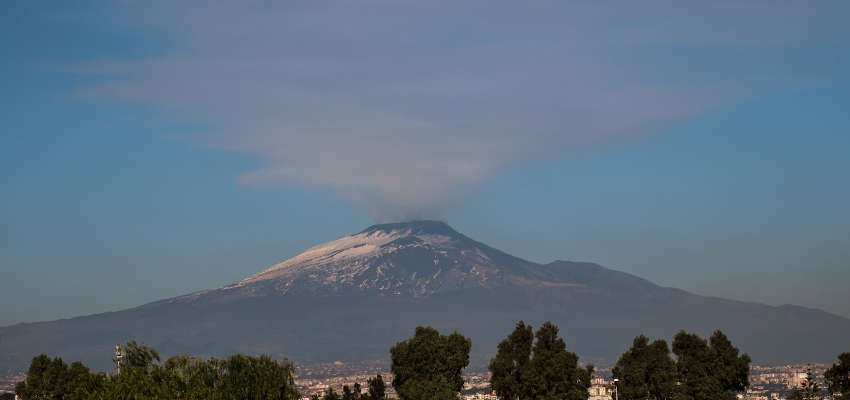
613 378 619 400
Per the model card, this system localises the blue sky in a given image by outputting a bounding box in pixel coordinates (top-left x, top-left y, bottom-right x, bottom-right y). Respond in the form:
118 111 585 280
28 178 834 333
1 1 849 326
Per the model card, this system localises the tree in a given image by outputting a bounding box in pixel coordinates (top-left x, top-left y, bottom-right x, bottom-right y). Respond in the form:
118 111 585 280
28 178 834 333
825 352 850 397
707 331 750 395
161 355 218 399
612 335 676 400
672 330 750 400
525 322 593 400
391 326 471 400
489 321 592 400
342 384 357 400
15 342 300 400
123 340 161 369
489 321 533 400
104 340 169 399
315 387 341 400
15 354 71 400
367 374 387 400
218 354 299 400
788 365 824 400
64 362 108 400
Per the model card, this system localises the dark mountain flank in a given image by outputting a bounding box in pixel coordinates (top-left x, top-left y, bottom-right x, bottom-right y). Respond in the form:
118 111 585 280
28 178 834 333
2 221 848 371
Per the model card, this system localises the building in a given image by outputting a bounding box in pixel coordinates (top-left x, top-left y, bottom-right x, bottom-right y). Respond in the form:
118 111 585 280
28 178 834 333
462 394 499 400
589 376 614 400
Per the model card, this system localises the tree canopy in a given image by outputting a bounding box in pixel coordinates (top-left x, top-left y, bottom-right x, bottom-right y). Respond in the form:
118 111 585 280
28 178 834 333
671 330 750 400
612 335 677 400
489 321 534 400
14 354 71 400
366 374 387 400
15 342 299 400
122 340 160 369
787 365 824 400
391 326 471 400
825 352 850 397
489 321 592 400
313 387 340 400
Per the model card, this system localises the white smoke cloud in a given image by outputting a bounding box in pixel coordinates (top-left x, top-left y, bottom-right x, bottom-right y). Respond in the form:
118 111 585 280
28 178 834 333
76 1 849 221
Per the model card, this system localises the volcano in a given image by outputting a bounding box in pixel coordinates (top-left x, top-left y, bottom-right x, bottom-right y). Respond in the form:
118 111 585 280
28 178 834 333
2 220 848 371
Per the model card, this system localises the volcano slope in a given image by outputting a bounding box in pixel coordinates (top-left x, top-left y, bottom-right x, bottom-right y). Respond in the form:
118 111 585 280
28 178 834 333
2 220 848 371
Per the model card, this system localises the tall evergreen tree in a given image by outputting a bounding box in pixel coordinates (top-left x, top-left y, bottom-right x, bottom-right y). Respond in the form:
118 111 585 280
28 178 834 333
613 335 676 400
672 330 750 400
525 322 592 400
788 365 824 400
367 374 387 400
342 384 356 400
15 354 71 400
707 331 750 395
391 326 471 400
489 321 534 400
489 321 592 400
825 352 850 397
64 361 107 400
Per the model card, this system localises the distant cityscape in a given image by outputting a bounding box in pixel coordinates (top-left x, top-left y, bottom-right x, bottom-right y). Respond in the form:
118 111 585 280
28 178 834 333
3 360 817 400
294 361 836 400
581 364 834 400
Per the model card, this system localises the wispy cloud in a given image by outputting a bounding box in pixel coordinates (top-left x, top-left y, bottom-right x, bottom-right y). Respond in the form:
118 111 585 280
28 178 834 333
77 1 849 221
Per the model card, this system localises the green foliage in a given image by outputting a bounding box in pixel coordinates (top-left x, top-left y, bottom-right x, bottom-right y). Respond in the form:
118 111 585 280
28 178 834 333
213 354 299 400
0 393 15 400
789 365 825 400
489 321 533 400
526 322 593 400
613 335 677 400
489 321 592 400
366 374 387 400
15 342 300 400
671 330 750 400
825 352 850 397
314 387 340 400
391 326 471 400
123 340 160 369
342 384 356 400
65 362 108 400
15 354 71 400
14 356 108 400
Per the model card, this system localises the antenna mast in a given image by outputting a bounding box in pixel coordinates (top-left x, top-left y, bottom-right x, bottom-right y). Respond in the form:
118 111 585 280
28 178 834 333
113 344 124 374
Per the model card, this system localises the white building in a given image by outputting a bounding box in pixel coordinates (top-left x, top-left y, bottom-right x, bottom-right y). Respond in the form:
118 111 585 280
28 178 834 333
462 394 499 400
589 376 613 400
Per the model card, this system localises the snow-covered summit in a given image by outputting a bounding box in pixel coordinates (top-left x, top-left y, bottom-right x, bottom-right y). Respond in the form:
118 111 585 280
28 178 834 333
217 220 544 297
358 220 462 237
242 221 449 283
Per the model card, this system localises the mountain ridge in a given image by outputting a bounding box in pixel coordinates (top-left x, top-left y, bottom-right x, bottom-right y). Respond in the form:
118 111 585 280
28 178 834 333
2 220 849 372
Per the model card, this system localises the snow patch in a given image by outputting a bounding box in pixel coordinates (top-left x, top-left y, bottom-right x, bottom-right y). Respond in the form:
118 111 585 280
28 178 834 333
240 228 458 284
